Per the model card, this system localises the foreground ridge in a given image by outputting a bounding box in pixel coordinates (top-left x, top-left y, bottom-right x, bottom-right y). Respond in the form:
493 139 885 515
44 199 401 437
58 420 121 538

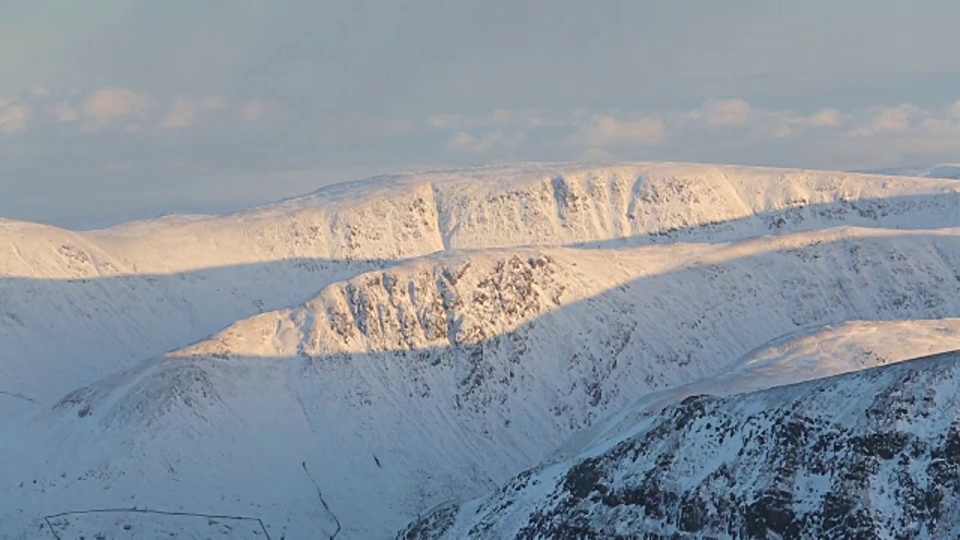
403 350 960 539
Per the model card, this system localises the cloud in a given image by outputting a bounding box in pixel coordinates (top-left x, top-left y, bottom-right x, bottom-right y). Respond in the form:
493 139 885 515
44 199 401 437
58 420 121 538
241 99 267 121
848 104 923 137
83 88 157 130
917 117 960 136
200 96 227 111
579 147 617 162
160 96 231 130
422 98 960 165
428 109 564 131
446 130 525 154
805 108 843 128
0 87 287 137
567 100 804 152
159 96 197 130
51 102 80 122
950 100 960 120
702 99 751 127
0 102 30 134
577 115 666 146
428 114 461 130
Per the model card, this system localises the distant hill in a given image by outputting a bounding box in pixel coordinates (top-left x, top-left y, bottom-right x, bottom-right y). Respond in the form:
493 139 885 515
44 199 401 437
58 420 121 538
865 163 960 179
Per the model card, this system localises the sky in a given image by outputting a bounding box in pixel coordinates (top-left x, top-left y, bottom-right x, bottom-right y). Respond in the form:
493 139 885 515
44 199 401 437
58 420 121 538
1 1 959 228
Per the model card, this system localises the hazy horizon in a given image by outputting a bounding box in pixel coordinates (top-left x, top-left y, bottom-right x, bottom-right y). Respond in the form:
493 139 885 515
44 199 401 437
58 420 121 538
1 1 959 228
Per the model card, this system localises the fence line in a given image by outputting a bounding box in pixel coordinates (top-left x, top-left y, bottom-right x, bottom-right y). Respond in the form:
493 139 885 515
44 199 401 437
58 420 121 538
42 507 271 540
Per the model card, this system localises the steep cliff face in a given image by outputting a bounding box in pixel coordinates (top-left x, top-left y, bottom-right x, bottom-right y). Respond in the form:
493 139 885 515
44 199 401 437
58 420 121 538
430 164 960 250
403 350 960 539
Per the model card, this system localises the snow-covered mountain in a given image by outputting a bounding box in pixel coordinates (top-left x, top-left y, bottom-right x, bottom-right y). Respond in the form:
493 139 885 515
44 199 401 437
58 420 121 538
2 162 960 538
4 163 960 411
403 349 960 539
552 318 960 463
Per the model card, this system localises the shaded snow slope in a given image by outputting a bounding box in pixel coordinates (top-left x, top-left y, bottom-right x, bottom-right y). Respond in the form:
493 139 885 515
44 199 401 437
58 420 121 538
554 318 960 462
6 227 960 538
404 349 960 539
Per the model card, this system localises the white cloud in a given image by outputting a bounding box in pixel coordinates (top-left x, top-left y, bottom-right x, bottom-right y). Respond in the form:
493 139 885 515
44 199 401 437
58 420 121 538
83 88 156 120
919 116 960 134
428 109 564 131
428 114 462 130
446 130 525 154
577 115 665 146
0 96 14 109
0 103 30 134
848 104 922 137
31 84 50 97
950 100 960 120
702 99 751 126
160 95 230 129
241 99 267 121
428 99 960 164
579 147 617 162
200 96 227 111
159 96 197 130
51 102 80 122
806 108 843 128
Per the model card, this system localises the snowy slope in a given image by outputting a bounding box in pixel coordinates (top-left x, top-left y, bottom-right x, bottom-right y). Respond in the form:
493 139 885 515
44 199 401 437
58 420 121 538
3 162 960 538
404 349 960 539
6 227 960 538
4 162 960 414
553 318 960 462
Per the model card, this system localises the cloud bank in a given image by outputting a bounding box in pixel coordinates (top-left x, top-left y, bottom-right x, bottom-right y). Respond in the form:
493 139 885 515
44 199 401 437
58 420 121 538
0 84 958 229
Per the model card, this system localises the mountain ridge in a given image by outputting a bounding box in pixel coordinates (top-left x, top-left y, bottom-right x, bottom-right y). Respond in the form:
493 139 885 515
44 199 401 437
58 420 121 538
403 349 960 539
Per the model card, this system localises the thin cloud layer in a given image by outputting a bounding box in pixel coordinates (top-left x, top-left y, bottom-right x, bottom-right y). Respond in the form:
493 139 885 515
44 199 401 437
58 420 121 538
702 99 752 127
0 88 274 136
420 98 960 164
83 88 156 125
159 96 197 130
0 83 958 228
52 102 80 122
848 104 922 137
0 100 29 134
446 130 526 154
2 87 958 167
576 115 666 147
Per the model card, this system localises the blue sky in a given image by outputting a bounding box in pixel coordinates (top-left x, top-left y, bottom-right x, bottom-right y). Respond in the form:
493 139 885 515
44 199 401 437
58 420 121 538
1 1 959 227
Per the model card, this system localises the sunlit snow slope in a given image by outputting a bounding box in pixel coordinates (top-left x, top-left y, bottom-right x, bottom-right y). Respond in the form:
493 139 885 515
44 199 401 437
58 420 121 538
2 162 960 538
